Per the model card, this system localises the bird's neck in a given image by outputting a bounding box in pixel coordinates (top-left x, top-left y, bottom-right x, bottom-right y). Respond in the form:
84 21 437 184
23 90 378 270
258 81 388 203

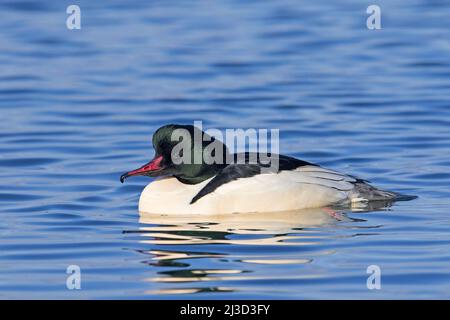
174 163 225 184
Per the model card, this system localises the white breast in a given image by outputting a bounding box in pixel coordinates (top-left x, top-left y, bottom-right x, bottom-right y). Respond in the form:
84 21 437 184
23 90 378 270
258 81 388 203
138 165 358 215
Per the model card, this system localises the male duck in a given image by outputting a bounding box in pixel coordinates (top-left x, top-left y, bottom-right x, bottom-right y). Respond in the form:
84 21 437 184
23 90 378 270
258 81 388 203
121 124 415 215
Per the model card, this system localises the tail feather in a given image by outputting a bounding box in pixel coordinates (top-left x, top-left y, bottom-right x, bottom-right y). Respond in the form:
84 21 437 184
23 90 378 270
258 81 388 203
352 182 417 202
391 193 418 201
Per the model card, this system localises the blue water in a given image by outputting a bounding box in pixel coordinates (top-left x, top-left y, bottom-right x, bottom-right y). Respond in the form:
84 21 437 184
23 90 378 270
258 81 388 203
1 0 450 299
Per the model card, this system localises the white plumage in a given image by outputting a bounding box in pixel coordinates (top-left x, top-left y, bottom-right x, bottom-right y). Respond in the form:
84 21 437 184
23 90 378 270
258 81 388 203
138 165 388 215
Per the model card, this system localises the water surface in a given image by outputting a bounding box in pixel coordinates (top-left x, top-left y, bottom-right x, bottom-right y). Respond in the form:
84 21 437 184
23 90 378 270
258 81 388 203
1 0 450 299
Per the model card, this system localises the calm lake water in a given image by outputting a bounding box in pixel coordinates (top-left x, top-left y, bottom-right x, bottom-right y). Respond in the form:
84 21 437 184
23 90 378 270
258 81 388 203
1 0 450 299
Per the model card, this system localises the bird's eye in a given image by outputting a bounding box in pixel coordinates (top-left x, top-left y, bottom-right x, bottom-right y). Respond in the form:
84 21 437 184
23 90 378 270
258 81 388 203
160 142 171 152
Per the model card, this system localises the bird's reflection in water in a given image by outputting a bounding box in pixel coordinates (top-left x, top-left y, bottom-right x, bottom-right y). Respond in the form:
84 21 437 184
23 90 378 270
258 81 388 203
134 201 393 295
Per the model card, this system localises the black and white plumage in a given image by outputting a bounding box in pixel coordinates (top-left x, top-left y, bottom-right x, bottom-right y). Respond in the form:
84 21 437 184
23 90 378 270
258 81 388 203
120 125 416 215
190 153 312 204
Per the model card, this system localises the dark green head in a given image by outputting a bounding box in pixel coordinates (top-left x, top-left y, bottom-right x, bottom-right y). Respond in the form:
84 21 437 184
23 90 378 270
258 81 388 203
120 124 229 184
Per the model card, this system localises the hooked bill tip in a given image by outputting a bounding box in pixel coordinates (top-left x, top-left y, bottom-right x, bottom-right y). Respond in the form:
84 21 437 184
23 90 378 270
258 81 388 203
120 174 128 183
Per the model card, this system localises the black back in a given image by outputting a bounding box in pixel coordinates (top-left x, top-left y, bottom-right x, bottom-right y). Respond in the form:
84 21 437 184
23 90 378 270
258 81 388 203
190 153 315 204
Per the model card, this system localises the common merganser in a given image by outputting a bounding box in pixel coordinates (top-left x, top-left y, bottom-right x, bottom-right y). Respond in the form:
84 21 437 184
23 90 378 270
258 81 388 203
120 124 416 215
